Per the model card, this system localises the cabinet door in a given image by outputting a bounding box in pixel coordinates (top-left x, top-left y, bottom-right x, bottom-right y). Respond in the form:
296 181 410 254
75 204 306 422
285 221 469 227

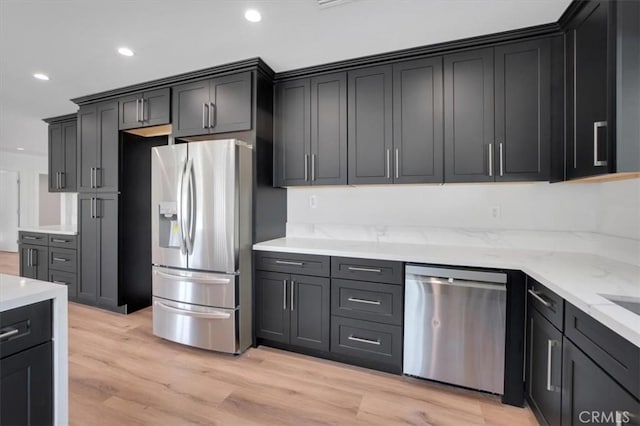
275 79 311 186
171 80 210 138
119 93 141 130
290 274 330 351
444 49 494 182
96 100 119 193
255 271 290 344
77 104 97 192
210 72 252 133
18 245 35 279
49 270 78 301
143 88 171 127
78 194 97 304
526 308 562 426
32 245 49 281
348 65 393 184
495 39 551 182
310 72 347 185
393 57 444 183
566 1 613 179
562 337 639 425
61 120 77 191
97 194 119 308
0 342 53 426
48 123 64 192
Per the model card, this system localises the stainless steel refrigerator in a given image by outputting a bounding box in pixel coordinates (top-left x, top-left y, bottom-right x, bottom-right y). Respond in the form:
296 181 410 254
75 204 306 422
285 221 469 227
151 139 253 354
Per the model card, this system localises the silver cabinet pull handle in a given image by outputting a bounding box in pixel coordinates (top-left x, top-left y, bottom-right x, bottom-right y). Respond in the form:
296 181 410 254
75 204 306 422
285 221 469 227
209 102 215 129
0 328 19 340
136 98 140 122
53 257 69 262
593 121 607 166
51 239 69 243
290 281 295 311
546 339 556 391
282 280 287 310
386 149 391 179
26 248 31 267
347 297 381 305
304 154 309 181
347 266 382 273
395 148 399 179
499 143 504 176
528 289 551 307
488 143 493 177
202 103 208 129
52 280 68 285
23 236 38 240
311 154 316 181
348 335 381 345
89 167 94 188
275 260 304 266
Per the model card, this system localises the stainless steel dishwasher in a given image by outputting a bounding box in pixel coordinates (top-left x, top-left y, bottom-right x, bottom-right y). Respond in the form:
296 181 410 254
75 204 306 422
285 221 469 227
403 264 507 394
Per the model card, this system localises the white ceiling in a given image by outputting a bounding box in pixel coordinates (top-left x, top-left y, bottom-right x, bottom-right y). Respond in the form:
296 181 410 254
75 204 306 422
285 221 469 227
0 0 571 156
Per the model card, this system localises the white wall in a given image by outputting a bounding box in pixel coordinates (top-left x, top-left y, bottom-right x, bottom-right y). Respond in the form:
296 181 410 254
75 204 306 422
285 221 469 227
0 151 47 227
287 178 640 240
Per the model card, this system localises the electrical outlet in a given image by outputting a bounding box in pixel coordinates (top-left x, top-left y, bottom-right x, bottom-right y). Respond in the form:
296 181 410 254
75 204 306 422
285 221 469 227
309 195 318 209
491 206 501 219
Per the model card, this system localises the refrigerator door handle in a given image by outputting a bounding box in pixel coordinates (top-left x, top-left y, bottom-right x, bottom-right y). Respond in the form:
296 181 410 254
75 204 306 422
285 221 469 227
154 301 231 319
176 159 188 255
185 158 196 255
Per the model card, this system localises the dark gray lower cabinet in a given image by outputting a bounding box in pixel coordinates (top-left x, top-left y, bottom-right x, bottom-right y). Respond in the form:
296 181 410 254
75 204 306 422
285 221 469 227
0 342 53 426
78 193 119 309
19 244 48 280
562 337 639 425
526 308 562 426
255 270 330 351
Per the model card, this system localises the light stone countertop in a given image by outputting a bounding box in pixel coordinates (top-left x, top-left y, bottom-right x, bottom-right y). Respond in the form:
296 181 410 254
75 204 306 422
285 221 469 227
254 237 640 347
0 274 68 425
18 224 77 235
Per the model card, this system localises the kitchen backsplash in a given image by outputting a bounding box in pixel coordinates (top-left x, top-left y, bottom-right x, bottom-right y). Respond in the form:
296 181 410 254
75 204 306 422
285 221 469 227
286 178 640 264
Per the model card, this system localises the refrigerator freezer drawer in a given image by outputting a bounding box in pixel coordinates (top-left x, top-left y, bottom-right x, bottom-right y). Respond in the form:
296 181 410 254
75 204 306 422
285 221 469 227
152 297 238 353
152 266 237 309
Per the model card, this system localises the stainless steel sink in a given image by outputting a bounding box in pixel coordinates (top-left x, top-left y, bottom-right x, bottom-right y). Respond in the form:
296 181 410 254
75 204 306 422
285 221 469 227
599 294 640 315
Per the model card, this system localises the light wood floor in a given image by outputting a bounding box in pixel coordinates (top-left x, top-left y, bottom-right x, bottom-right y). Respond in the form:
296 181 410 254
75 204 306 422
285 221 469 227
1 250 538 425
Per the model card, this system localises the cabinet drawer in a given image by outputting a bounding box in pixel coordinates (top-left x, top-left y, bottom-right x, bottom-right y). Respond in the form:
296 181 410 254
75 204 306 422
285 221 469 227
48 234 77 249
49 270 77 300
331 279 403 325
255 251 330 277
565 303 639 398
527 277 563 331
48 247 77 273
331 316 402 368
18 232 48 247
0 300 52 359
331 257 403 285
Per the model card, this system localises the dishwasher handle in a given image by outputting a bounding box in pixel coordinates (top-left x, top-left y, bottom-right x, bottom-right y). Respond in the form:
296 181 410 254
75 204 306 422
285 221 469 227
411 275 507 291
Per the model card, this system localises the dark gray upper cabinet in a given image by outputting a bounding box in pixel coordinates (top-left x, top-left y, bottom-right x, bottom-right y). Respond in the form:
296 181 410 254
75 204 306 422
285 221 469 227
444 48 495 183
348 65 393 184
78 193 119 309
495 39 551 181
566 0 614 179
49 119 77 192
119 88 170 130
392 57 444 183
562 337 639 425
77 101 119 193
171 72 252 138
275 79 310 186
310 73 347 185
526 307 562 426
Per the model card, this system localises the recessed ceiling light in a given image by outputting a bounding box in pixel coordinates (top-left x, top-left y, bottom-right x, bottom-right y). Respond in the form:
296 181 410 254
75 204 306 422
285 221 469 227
33 73 49 81
244 9 261 22
16 147 25 151
118 47 134 57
